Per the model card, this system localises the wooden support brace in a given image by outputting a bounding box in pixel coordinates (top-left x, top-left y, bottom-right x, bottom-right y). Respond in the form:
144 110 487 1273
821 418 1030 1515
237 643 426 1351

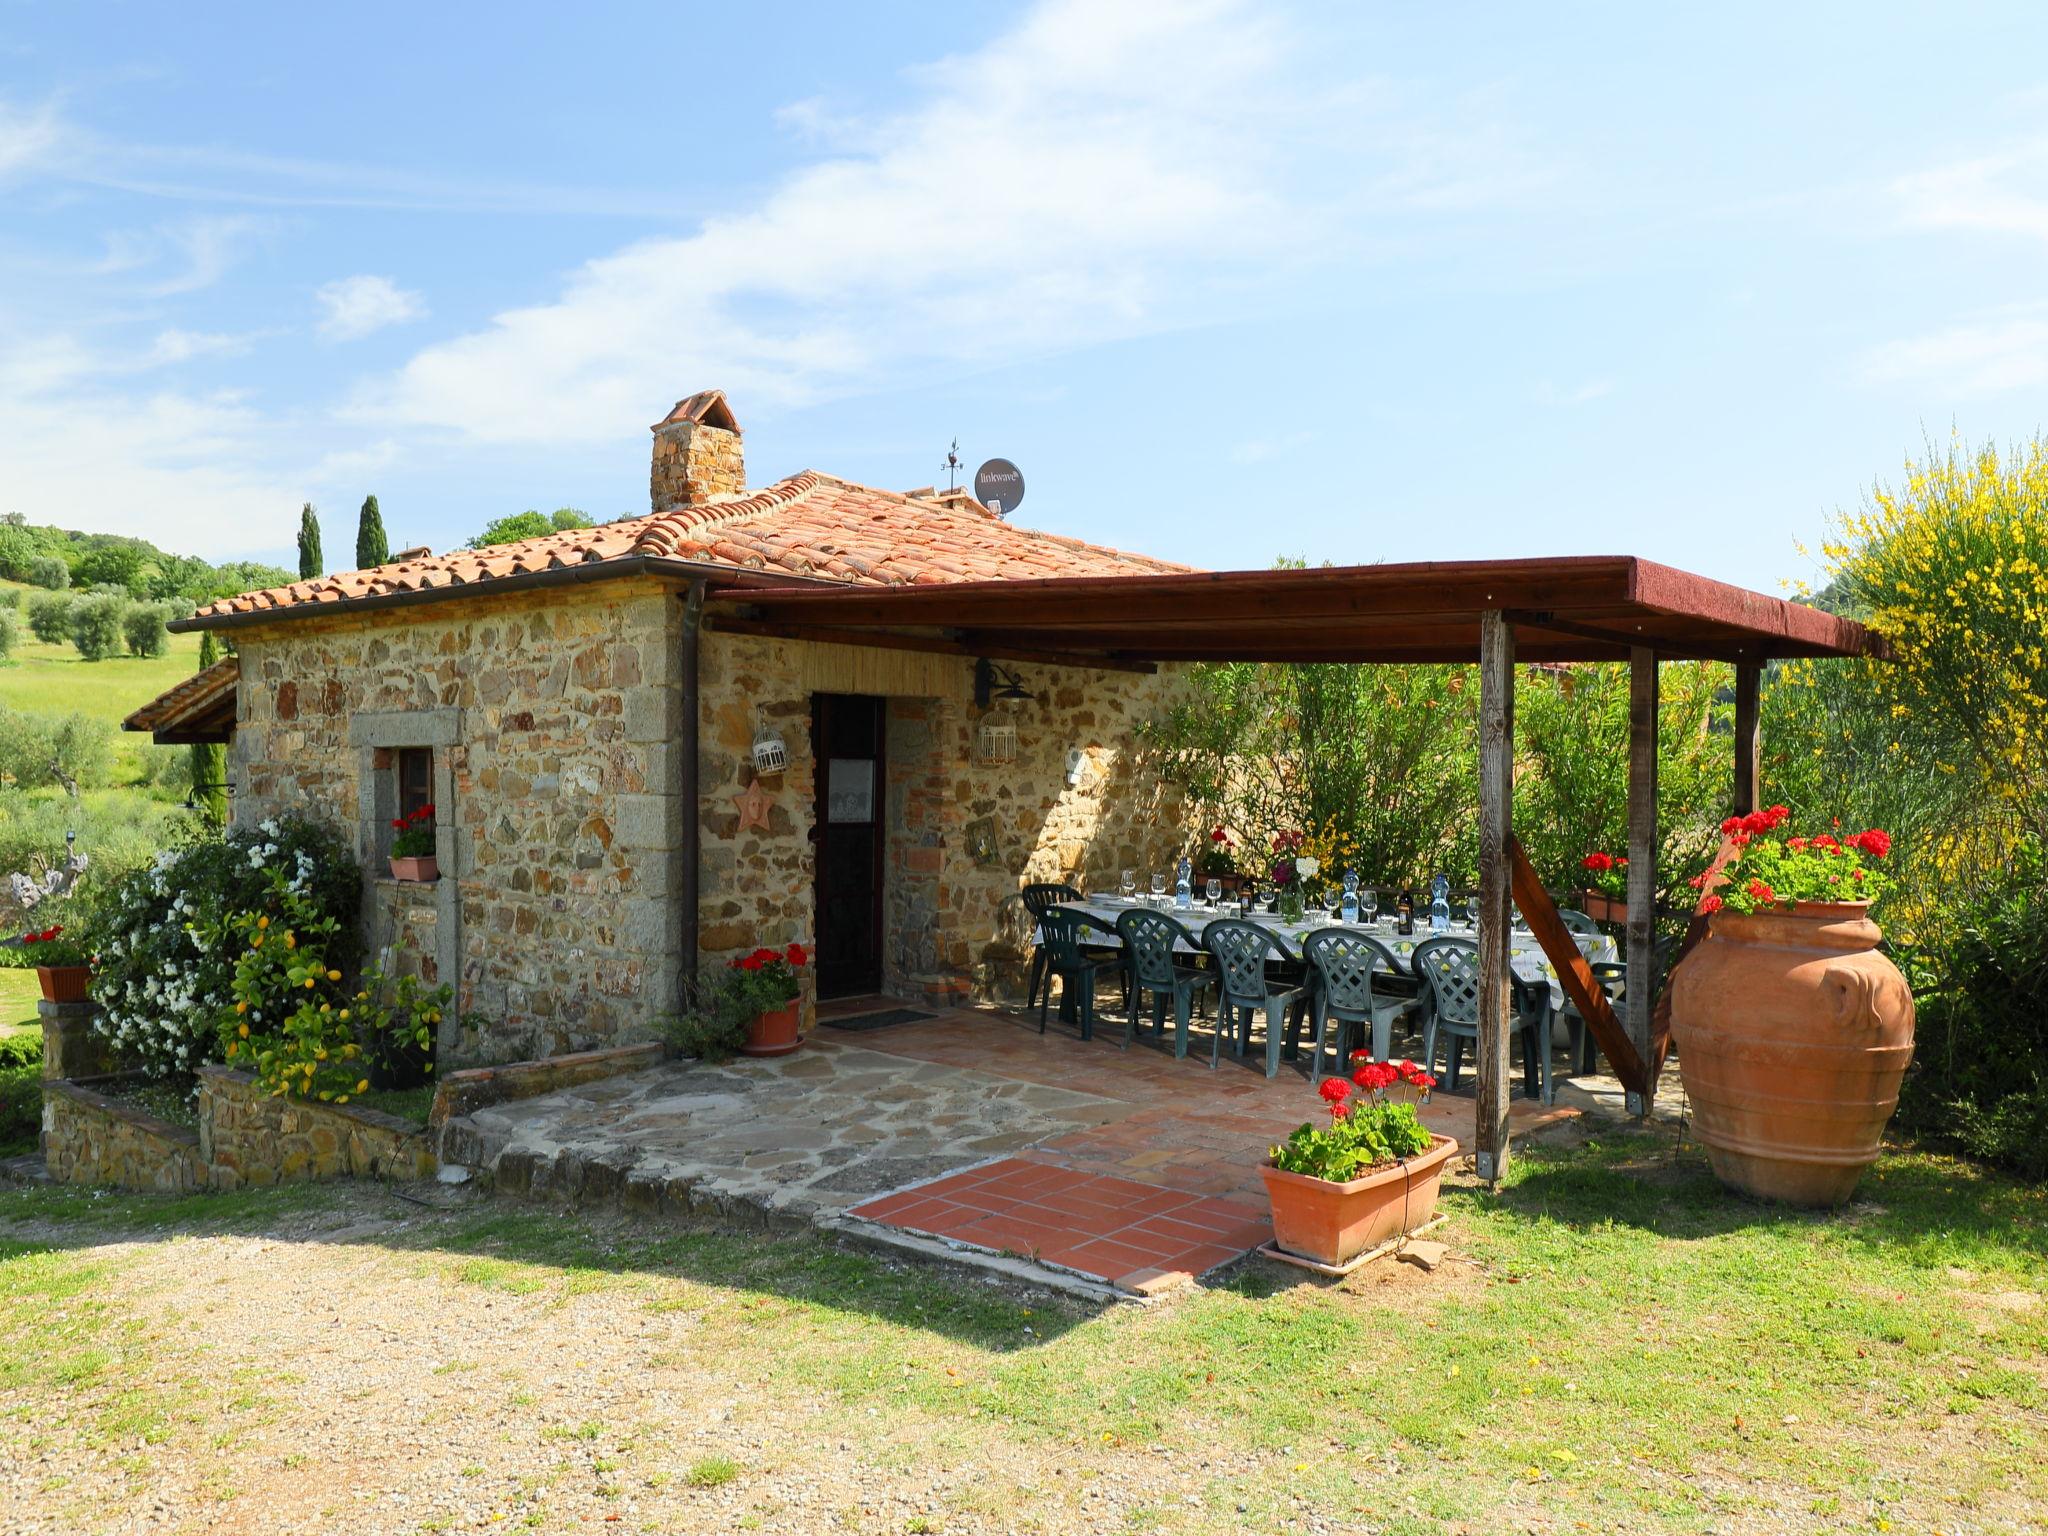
1733 661 1761 816
1508 834 1646 1095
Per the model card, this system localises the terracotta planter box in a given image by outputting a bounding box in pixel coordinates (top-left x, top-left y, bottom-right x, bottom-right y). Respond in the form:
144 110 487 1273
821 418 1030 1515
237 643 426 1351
389 854 439 883
1578 891 1627 925
36 964 91 1004
741 1004 802 1057
1260 1133 1460 1268
1671 900 1915 1207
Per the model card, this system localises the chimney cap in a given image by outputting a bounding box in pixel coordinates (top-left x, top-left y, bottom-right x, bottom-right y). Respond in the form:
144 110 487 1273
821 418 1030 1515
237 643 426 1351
653 389 740 435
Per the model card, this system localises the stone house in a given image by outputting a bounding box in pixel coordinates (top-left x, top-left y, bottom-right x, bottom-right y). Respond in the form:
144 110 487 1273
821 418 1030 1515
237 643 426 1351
142 391 1203 1067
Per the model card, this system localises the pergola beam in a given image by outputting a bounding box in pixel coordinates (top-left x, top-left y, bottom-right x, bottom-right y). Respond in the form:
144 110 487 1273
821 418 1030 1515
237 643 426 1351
1474 611 1515 1182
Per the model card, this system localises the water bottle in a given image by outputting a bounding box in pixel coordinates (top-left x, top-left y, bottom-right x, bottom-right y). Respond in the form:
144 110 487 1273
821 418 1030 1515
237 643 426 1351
1174 857 1193 911
1430 872 1451 934
1340 868 1360 926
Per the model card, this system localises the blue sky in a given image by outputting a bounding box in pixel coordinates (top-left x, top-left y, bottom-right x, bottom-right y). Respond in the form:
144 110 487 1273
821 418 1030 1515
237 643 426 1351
5 2 2048 591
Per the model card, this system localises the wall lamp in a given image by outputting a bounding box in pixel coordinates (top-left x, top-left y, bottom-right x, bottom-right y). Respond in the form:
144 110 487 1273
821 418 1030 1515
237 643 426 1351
972 658 1035 712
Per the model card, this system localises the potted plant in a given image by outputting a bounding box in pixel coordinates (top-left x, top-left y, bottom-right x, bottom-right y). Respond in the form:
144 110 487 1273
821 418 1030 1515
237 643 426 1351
1578 850 1628 923
18 921 91 1003
389 804 438 882
1670 805 1911 1207
1196 827 1240 894
1261 1056 1458 1267
664 944 812 1061
1267 831 1319 923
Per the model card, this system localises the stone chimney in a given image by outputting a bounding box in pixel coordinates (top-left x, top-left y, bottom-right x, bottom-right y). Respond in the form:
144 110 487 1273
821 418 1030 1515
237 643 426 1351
649 390 745 510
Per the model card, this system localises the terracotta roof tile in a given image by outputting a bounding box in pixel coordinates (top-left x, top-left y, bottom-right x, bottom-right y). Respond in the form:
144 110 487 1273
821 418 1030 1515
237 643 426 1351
190 472 1195 622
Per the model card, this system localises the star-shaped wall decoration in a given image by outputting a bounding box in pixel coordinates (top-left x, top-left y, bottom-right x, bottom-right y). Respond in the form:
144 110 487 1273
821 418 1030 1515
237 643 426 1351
733 778 774 832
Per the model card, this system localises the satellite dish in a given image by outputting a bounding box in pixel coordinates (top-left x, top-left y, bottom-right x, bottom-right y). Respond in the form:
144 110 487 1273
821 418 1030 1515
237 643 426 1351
973 458 1024 517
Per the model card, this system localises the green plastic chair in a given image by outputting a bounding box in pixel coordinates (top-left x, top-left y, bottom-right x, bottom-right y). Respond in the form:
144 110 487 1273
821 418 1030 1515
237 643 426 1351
1300 927 1414 1082
1201 919 1304 1079
1036 907 1119 1041
1115 908 1212 1060
1412 936 1557 1103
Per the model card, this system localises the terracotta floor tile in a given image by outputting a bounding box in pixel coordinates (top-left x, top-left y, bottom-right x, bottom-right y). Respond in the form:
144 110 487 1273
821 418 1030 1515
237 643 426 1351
1062 1236 1171 1276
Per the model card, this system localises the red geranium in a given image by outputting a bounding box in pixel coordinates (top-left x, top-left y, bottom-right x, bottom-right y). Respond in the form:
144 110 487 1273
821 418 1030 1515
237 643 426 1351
1849 828 1891 859
1318 1077 1352 1105
785 942 808 966
1745 878 1776 904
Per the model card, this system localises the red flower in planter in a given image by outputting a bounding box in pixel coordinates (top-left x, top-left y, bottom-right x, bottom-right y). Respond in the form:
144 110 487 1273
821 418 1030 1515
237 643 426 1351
1745 878 1777 904
785 943 808 966
1318 1077 1352 1105
1850 828 1892 859
1581 852 1614 873
1701 894 1724 913
1352 1059 1398 1093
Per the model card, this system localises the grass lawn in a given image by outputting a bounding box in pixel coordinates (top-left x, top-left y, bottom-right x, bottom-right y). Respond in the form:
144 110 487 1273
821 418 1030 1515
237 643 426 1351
0 1133 2041 1533
0 967 40 1035
0 608 206 783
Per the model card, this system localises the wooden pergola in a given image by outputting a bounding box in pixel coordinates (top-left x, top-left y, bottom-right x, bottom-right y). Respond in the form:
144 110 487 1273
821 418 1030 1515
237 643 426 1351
707 554 1883 1179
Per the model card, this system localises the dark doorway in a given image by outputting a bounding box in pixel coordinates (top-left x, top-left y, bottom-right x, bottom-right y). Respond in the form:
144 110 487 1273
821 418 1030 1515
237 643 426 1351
812 693 886 998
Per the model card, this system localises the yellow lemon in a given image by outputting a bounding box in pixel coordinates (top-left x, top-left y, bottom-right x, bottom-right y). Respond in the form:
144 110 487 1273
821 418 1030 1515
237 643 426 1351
355 1079 368 1093
238 1023 249 1038
257 916 269 930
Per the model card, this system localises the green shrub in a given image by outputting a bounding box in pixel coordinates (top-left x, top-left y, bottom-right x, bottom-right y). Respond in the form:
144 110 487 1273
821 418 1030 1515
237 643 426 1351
0 707 114 792
85 816 361 1078
0 1061 38 1156
70 594 127 660
26 555 69 591
121 603 169 658
0 588 21 611
1898 865 2048 1179
0 611 16 661
25 592 72 645
0 1033 40 1070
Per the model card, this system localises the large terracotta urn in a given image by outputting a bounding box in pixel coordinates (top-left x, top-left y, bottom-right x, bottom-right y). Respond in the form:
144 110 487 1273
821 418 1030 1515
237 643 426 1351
1671 901 1914 1207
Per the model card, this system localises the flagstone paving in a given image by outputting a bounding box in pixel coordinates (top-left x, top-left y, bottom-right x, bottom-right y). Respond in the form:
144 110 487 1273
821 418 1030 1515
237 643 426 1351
444 1001 1618 1296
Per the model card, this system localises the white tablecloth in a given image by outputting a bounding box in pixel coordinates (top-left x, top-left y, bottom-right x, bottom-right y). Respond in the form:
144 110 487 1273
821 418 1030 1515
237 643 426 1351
1055 898 1617 1009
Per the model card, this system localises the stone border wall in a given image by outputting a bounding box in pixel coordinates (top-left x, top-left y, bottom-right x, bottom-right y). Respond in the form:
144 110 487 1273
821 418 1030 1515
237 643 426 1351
42 1047 666 1191
196 1067 435 1190
42 1077 206 1192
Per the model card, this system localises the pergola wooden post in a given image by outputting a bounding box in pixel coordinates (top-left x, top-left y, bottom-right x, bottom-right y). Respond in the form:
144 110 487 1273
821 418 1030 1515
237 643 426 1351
1474 611 1515 1181
1733 661 1762 816
1625 647 1660 1116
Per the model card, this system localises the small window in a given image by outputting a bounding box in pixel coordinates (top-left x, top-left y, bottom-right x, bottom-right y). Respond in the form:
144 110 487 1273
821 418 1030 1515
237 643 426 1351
396 747 433 821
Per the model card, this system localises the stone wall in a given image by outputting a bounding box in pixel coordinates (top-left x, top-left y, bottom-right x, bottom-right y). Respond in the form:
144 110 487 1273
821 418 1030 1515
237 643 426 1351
42 1078 205 1192
695 630 1196 1010
195 1067 435 1189
229 581 687 1066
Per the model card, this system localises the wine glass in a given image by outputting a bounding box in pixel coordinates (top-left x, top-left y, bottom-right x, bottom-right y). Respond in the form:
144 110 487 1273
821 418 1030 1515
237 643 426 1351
1363 888 1380 926
1205 877 1222 908
1466 892 1481 928
1119 868 1137 902
1150 871 1167 904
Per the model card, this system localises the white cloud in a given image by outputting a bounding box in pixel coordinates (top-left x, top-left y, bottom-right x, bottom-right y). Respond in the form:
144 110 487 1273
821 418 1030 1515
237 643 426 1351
1894 139 2048 243
1534 377 1613 407
315 274 427 340
94 214 271 295
1860 306 2048 394
0 96 64 179
362 0 1469 448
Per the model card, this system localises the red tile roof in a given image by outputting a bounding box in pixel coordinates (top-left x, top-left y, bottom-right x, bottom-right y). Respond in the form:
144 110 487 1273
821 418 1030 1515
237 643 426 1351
121 655 239 742
189 473 1193 623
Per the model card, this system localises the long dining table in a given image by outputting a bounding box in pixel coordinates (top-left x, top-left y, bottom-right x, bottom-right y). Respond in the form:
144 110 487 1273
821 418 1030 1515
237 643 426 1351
1053 896 1618 1011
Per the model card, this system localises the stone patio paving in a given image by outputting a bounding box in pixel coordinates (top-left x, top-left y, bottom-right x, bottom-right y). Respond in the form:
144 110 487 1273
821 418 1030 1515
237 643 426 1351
443 1000 1641 1297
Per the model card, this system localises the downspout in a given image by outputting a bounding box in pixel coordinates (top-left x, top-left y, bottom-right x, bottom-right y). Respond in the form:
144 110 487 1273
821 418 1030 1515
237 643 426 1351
678 579 705 1002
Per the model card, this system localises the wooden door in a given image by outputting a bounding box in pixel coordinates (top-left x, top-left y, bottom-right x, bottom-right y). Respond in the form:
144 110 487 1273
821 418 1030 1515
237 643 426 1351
812 694 886 998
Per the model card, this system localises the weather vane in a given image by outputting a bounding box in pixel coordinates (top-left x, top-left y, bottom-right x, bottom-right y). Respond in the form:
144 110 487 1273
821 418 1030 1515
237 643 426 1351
943 437 963 493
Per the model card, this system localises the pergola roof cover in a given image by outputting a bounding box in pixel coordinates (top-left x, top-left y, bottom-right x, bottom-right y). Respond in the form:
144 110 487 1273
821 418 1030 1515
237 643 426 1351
707 555 1879 665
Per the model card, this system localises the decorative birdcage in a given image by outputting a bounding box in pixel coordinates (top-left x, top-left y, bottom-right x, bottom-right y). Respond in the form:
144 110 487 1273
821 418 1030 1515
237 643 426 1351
976 718 1018 765
750 718 789 777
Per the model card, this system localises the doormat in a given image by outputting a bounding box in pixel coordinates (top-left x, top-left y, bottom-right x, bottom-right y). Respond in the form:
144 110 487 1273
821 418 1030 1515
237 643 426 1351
821 1008 936 1032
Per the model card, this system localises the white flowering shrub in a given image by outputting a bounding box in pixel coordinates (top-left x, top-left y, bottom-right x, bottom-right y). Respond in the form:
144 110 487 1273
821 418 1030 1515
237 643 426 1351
85 816 361 1079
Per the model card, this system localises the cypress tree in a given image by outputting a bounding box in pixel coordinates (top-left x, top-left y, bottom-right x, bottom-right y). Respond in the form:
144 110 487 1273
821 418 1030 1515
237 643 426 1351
296 503 322 581
356 494 389 569
189 630 228 823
